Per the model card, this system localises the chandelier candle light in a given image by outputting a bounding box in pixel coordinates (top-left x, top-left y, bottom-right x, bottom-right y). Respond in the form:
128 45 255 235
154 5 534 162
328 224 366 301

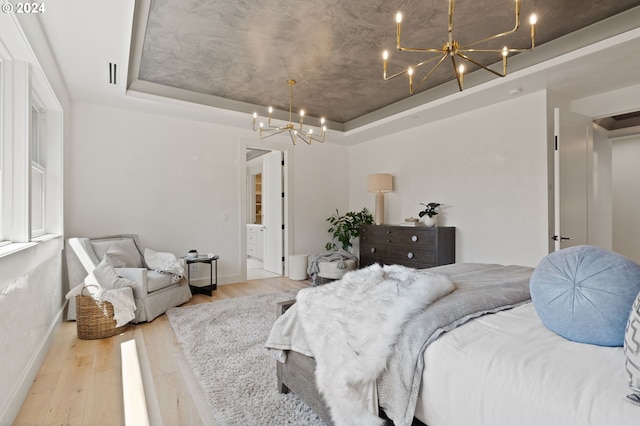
383 0 538 93
252 80 327 145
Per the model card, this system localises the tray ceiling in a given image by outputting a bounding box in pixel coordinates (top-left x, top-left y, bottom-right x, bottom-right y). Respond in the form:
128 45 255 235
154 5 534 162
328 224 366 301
135 0 640 124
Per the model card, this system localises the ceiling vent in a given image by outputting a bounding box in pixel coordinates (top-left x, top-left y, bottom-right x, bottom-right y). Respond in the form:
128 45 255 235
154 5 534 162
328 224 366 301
108 62 117 85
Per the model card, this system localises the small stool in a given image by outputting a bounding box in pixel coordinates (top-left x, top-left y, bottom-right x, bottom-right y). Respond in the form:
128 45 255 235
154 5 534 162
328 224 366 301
289 254 309 281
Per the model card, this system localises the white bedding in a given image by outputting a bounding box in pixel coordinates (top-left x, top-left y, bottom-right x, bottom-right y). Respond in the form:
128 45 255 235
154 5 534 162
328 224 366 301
415 302 637 426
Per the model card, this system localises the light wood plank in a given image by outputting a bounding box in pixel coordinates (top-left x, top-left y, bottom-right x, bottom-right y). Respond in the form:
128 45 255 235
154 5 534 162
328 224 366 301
14 276 308 425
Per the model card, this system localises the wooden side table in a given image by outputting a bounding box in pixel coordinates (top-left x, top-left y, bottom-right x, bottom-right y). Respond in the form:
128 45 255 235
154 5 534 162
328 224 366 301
185 255 218 296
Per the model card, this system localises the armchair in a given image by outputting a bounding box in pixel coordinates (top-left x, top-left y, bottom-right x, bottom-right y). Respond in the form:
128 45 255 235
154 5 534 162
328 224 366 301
66 234 191 323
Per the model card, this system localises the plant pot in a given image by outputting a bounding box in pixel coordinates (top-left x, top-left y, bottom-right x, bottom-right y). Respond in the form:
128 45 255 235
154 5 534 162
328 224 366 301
423 215 438 227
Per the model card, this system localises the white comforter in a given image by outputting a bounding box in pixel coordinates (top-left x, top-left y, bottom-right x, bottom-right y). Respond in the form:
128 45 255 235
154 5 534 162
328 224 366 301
416 302 638 426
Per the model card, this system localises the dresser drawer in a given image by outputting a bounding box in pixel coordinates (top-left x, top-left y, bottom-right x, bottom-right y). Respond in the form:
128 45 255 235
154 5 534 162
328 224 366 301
360 253 436 269
385 246 436 266
360 226 435 248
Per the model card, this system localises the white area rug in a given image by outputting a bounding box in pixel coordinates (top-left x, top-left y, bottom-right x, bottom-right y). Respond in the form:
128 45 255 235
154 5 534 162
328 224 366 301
166 291 325 426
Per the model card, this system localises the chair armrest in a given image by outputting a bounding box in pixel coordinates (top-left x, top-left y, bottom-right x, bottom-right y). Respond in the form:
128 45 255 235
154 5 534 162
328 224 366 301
115 267 149 299
276 299 296 318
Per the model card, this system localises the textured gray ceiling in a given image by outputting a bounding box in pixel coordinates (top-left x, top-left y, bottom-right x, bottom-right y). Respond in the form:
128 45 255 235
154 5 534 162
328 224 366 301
138 0 640 124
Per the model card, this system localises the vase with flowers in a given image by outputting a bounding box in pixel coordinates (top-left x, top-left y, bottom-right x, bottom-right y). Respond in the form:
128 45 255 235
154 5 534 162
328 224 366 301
418 202 441 227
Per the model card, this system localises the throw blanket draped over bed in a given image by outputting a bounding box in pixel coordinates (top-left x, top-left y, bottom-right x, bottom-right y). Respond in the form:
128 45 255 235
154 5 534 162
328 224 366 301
266 263 533 426
278 264 455 425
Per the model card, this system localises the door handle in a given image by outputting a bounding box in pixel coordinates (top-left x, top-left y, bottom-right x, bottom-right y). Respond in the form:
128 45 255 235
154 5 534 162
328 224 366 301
551 235 574 241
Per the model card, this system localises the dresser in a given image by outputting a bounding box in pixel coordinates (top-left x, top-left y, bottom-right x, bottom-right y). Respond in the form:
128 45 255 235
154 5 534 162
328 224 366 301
359 224 455 269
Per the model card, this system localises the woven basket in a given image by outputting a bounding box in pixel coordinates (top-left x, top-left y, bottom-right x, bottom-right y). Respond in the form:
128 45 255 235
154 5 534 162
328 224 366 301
76 285 129 339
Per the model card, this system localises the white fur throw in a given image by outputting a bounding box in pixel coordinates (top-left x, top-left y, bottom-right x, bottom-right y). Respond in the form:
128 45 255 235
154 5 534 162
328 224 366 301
295 264 455 426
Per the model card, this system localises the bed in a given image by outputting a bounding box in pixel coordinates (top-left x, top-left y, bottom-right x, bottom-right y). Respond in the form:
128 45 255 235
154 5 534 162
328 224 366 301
266 249 640 426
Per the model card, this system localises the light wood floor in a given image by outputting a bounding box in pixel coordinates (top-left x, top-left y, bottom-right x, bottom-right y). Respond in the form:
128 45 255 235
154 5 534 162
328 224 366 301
14 277 310 426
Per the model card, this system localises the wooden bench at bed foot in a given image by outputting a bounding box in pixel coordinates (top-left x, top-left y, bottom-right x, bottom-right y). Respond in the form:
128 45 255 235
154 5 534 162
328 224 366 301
277 351 335 425
274 300 425 426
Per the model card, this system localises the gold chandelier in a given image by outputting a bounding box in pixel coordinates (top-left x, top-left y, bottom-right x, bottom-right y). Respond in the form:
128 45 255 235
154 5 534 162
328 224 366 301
383 0 538 93
252 80 327 145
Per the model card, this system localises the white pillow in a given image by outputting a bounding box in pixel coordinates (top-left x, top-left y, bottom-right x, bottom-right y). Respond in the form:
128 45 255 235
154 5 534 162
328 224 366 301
144 248 184 277
104 246 138 268
88 257 135 290
91 238 144 268
624 290 640 406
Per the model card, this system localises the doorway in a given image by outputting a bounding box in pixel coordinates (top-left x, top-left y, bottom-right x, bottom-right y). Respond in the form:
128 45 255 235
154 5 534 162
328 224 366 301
553 106 640 262
246 148 284 280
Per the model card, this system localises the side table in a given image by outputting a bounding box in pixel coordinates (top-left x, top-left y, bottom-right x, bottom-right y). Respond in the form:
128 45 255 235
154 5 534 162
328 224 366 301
185 255 218 296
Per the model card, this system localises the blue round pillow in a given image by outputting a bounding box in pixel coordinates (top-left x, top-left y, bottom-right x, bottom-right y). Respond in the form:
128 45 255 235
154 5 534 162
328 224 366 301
530 245 640 347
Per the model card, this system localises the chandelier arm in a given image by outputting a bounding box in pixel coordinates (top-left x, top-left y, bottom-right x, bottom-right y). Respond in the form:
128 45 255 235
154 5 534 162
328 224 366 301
384 67 410 81
456 52 507 78
461 0 521 50
298 134 312 145
398 47 444 53
264 123 288 131
458 47 527 53
257 128 289 139
410 52 449 94
450 55 463 91
461 26 521 50
460 34 535 53
384 52 446 81
309 132 325 143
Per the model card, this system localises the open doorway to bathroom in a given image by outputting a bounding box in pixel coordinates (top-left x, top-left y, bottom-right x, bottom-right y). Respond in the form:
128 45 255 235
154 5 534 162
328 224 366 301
246 148 284 280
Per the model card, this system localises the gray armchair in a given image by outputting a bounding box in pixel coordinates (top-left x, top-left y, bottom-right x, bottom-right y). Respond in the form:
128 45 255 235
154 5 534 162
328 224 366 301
66 234 191 322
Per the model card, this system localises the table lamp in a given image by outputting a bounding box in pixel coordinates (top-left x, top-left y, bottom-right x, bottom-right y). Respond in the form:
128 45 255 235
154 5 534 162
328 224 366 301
367 173 393 225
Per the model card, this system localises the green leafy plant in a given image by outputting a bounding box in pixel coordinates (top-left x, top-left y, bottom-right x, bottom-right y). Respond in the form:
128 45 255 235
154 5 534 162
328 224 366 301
325 208 373 251
418 202 441 218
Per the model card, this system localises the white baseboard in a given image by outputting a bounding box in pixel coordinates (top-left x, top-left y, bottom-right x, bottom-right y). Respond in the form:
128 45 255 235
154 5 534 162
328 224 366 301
188 273 242 287
0 304 65 426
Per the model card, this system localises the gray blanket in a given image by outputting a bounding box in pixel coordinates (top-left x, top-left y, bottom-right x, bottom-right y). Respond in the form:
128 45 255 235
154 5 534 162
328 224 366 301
379 263 534 426
306 250 358 285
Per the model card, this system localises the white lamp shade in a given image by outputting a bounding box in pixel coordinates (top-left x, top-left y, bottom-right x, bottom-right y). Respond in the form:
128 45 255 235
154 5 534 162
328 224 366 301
368 173 393 193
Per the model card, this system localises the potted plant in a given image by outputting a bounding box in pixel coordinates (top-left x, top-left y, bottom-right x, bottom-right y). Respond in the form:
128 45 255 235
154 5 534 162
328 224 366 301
325 208 373 252
418 202 442 227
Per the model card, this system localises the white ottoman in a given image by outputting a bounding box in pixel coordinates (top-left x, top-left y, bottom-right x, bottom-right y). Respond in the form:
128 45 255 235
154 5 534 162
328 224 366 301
288 254 309 281
318 259 357 280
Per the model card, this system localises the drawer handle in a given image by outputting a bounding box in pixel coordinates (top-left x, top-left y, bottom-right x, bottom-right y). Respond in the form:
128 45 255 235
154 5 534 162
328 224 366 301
386 230 391 234
407 252 414 259
387 239 391 243
370 247 376 253
362 236 368 241
412 235 418 242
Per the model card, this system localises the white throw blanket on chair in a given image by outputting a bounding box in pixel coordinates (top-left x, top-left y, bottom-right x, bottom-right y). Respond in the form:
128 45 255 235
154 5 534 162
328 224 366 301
294 264 455 426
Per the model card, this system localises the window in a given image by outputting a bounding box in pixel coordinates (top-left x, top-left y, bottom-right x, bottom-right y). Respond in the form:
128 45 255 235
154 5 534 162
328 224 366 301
30 104 45 237
0 20 63 251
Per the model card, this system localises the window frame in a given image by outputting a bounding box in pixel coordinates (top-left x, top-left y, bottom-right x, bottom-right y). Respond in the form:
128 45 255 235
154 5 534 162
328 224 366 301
0 20 63 253
30 99 46 237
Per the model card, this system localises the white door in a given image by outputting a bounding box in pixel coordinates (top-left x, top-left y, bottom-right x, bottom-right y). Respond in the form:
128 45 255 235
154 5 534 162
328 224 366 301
553 107 591 251
262 150 283 274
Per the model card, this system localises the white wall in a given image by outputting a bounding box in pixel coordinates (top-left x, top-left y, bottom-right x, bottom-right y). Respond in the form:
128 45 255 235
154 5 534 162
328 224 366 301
588 126 613 250
349 91 550 267
0 15 69 425
612 135 640 263
66 102 350 284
